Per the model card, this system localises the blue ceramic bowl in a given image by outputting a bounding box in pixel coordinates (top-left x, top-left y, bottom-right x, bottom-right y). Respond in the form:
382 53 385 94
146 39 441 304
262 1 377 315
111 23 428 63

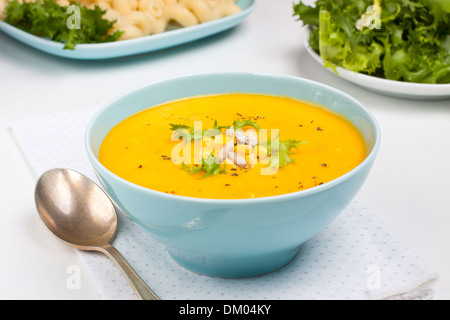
85 73 380 278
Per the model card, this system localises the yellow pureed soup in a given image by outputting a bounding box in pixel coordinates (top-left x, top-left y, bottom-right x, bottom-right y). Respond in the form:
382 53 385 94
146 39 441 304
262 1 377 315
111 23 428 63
99 93 367 199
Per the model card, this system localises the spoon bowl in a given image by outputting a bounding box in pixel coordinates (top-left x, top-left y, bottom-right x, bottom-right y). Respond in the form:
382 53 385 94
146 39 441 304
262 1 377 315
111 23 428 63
35 168 159 300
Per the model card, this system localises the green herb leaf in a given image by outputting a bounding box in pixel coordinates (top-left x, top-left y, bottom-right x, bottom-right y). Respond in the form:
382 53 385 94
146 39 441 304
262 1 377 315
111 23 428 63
277 140 308 167
181 162 203 175
169 124 192 131
4 0 122 50
265 139 307 168
170 121 227 141
212 120 229 131
233 119 261 131
181 158 227 179
202 158 227 179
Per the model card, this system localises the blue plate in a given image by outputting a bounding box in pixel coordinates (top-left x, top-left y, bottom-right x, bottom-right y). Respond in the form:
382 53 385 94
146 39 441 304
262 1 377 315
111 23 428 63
0 0 256 60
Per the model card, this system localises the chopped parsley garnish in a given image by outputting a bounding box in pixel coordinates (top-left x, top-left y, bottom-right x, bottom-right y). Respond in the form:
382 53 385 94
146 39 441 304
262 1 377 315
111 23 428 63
169 123 197 140
266 139 308 168
169 124 191 131
212 120 229 131
278 140 308 167
181 158 227 179
233 119 261 131
170 120 227 141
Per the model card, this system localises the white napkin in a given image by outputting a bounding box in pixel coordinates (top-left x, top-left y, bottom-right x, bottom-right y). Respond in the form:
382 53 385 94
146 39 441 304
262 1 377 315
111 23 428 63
10 107 438 300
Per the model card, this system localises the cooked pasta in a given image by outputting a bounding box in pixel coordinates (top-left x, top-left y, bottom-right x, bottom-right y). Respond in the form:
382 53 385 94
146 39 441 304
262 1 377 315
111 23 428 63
180 0 241 23
98 0 242 40
0 0 242 41
0 0 7 20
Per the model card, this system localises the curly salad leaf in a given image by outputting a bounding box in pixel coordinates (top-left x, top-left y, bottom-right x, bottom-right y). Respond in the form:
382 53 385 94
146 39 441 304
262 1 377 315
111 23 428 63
293 0 450 84
3 0 122 50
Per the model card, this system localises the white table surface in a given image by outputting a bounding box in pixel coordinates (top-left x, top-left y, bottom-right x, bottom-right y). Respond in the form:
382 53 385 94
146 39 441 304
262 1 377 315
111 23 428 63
0 1 449 300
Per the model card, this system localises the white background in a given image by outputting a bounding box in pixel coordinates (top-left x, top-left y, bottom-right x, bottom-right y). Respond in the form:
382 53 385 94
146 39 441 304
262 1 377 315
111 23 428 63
0 1 449 299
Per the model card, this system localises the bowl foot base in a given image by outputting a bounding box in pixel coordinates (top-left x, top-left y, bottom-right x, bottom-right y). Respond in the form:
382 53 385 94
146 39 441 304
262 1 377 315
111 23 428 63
167 247 301 278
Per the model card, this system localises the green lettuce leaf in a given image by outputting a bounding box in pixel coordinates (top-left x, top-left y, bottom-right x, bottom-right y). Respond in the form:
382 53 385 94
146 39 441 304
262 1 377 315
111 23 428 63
293 0 450 84
4 0 122 50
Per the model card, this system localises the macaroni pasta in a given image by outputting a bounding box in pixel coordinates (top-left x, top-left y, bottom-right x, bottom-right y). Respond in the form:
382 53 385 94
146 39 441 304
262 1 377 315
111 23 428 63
0 0 242 40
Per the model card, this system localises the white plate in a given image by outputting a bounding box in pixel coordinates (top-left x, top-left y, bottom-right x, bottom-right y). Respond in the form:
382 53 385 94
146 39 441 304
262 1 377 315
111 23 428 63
0 0 256 60
303 29 450 100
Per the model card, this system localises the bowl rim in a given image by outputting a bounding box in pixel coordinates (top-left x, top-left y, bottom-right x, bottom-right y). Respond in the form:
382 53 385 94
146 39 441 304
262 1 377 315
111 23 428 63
85 71 381 204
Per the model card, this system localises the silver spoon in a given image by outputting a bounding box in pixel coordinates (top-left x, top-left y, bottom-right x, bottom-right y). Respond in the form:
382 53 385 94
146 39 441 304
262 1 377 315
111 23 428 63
34 168 159 300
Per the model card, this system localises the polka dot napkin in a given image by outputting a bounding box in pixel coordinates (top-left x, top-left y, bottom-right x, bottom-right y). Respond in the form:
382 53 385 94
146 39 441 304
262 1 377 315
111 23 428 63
10 107 437 300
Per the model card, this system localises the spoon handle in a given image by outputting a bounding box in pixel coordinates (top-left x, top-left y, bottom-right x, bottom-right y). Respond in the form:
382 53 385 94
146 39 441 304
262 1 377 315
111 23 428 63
100 244 160 300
